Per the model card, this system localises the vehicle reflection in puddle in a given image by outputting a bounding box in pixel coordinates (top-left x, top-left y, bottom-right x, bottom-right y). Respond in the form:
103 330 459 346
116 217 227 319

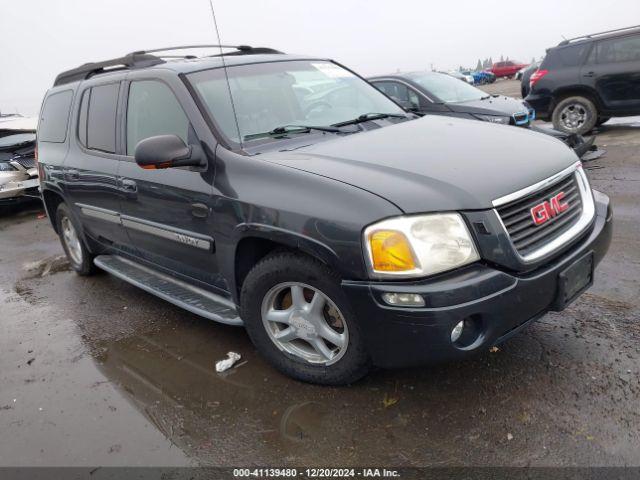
86 320 346 464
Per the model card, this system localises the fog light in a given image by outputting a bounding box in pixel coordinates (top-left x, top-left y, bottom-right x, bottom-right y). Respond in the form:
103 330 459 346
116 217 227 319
451 321 464 343
382 292 425 307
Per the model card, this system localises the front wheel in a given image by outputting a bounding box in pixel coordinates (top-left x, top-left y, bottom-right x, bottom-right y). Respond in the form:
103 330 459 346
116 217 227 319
552 96 598 135
56 203 97 276
241 252 370 385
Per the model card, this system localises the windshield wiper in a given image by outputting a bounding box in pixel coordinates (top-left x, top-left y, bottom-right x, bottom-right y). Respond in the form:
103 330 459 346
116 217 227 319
332 112 407 127
244 124 347 141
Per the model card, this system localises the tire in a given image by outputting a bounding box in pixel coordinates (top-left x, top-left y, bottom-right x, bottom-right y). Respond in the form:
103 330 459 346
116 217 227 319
240 251 371 385
596 116 611 126
552 96 598 135
56 203 97 276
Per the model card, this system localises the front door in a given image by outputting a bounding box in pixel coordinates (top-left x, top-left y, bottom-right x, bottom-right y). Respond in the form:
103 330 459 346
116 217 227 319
116 77 223 291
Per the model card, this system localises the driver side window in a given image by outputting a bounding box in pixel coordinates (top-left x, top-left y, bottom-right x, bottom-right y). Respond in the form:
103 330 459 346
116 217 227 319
373 81 421 110
126 80 191 156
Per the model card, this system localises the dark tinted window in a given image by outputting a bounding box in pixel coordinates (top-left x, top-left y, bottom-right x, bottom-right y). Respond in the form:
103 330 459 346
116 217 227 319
597 34 640 63
126 80 189 155
39 90 73 143
543 44 591 68
373 81 421 109
87 83 119 153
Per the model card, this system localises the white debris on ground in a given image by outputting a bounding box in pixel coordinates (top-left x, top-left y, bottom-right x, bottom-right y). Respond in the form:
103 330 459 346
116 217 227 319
215 351 242 373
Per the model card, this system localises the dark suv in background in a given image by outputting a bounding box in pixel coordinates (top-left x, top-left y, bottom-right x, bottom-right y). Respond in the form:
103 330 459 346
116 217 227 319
38 46 612 385
527 25 640 134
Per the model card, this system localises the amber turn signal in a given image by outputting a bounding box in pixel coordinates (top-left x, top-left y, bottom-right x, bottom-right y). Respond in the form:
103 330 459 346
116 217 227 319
369 230 417 272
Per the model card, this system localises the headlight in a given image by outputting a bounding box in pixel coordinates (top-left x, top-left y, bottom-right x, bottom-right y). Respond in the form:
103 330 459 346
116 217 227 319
364 213 480 278
473 114 510 125
0 162 17 172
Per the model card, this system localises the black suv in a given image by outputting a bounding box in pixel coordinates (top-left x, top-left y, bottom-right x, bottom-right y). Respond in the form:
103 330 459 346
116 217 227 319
526 25 640 135
38 46 612 385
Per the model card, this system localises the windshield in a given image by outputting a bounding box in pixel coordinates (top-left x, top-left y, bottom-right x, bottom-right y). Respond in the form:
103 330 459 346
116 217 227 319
0 132 36 148
188 60 405 144
407 72 487 103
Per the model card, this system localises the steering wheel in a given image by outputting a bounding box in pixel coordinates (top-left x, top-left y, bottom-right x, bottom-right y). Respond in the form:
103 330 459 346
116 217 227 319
304 101 333 117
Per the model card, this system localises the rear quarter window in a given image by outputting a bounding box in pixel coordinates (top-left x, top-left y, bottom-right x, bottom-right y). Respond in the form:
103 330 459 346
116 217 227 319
542 43 591 69
39 90 73 143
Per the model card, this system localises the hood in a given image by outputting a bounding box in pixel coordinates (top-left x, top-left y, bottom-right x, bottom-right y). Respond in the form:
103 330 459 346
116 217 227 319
448 95 529 117
260 115 578 213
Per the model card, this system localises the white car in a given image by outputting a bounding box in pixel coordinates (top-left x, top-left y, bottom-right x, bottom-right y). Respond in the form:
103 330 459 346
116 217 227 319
447 71 474 84
0 116 39 205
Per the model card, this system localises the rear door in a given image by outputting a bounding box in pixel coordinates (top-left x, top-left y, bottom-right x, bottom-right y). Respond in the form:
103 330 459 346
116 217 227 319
117 73 223 290
61 81 131 248
583 34 640 113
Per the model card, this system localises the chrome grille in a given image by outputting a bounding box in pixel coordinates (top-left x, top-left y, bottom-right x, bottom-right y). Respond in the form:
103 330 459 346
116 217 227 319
496 172 583 257
13 157 36 169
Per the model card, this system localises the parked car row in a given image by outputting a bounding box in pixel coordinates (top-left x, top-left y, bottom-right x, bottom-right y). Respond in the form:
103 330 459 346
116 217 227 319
36 44 612 384
369 71 594 158
446 70 496 85
524 25 640 135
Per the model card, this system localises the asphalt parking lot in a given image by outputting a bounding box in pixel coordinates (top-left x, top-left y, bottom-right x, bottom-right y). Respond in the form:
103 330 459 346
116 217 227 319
1 80 639 467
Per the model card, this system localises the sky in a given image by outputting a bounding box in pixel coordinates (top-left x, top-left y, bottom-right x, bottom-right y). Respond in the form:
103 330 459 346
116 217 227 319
1 0 639 115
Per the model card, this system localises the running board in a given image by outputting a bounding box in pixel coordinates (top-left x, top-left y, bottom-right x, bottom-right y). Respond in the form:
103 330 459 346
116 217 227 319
93 255 243 326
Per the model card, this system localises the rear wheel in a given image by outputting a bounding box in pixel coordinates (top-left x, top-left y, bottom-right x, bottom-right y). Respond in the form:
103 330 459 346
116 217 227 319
241 252 370 385
56 203 97 276
552 96 598 135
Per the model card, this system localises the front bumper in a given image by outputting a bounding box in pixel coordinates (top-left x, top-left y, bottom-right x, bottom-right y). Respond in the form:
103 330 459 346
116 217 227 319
0 177 40 203
342 191 612 368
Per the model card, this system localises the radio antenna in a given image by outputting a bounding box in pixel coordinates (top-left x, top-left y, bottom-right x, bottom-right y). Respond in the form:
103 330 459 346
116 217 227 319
206 0 242 148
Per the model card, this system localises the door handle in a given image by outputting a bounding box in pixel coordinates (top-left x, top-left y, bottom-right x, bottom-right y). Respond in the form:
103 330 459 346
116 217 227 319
66 169 79 180
191 203 209 219
121 179 137 192
583 71 595 77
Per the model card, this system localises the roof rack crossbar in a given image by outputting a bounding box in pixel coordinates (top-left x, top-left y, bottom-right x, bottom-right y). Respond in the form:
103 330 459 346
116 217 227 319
559 25 640 45
53 52 165 86
131 44 254 55
53 45 283 87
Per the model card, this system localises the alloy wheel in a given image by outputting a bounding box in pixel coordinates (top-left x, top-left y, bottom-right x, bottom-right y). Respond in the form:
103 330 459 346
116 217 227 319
560 103 588 131
261 282 349 365
61 216 83 265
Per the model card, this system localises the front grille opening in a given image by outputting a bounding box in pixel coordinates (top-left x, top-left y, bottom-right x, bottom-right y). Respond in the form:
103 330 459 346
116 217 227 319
14 157 36 169
497 173 583 257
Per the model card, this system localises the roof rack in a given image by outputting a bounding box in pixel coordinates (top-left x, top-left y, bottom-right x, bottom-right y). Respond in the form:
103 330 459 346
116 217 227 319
53 45 283 86
558 25 640 45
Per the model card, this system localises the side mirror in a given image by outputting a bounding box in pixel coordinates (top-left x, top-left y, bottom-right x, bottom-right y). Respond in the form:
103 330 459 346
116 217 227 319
134 134 204 169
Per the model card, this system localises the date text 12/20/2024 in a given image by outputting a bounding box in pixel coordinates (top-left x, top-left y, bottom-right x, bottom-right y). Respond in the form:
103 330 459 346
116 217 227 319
233 468 401 478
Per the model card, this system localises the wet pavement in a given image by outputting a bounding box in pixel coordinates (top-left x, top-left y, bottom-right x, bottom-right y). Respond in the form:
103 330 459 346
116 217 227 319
1 107 639 467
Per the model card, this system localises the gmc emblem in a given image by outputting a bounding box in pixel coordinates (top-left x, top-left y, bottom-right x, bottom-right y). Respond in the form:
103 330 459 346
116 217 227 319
530 192 569 225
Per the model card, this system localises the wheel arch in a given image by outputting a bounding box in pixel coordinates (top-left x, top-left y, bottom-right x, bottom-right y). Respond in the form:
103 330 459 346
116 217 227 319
552 86 604 113
232 226 345 304
41 188 66 234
